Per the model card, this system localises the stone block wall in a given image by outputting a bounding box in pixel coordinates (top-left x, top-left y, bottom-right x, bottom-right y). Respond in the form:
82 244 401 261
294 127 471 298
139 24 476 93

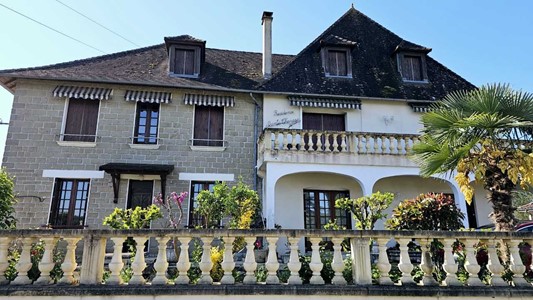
2 79 261 229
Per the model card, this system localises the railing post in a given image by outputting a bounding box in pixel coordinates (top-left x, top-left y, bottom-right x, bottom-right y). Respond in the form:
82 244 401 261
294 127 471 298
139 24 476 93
59 237 82 285
243 237 257 284
419 238 438 286
351 237 372 285
376 237 393 285
331 237 347 285
108 237 126 285
287 237 302 285
11 237 35 285
309 237 324 285
79 234 106 285
198 237 214 285
152 236 171 285
129 236 148 285
507 239 529 287
486 239 506 286
442 238 460 286
0 237 12 285
397 238 415 285
175 236 191 284
463 238 483 287
265 236 280 284
221 236 236 284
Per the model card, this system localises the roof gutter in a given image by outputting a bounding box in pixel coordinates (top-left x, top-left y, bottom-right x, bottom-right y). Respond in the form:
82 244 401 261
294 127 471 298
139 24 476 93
0 75 437 103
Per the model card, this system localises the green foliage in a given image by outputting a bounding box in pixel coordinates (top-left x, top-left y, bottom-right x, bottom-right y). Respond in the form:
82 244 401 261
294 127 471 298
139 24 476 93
224 179 260 230
335 191 393 230
255 265 268 282
0 168 16 229
6 239 65 283
103 205 162 230
323 219 349 251
187 239 203 284
195 185 225 228
386 193 464 230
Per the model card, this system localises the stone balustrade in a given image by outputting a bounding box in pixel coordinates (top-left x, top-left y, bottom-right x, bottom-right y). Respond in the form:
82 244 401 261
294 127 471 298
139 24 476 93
0 229 531 288
259 129 419 155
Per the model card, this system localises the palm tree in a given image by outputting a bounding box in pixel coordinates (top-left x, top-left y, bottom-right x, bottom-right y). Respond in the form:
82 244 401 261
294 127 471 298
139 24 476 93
412 84 533 231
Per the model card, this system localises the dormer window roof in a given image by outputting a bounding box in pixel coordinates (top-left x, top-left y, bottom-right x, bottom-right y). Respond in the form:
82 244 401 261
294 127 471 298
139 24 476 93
393 40 431 83
164 35 206 78
320 35 356 78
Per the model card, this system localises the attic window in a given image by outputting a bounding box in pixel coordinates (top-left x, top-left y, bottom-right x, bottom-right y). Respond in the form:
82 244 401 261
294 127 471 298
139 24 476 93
169 45 201 78
397 52 429 83
322 47 352 78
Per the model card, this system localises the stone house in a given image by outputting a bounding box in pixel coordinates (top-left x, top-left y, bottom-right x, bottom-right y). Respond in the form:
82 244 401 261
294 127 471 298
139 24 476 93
0 7 488 231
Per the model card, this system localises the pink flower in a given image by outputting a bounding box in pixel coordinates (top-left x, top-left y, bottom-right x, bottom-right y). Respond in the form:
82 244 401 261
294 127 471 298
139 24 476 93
153 193 163 206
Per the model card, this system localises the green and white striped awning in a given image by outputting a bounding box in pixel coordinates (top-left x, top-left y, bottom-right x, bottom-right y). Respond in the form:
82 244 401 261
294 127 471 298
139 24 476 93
288 96 361 109
407 101 434 113
183 93 235 107
125 90 172 104
53 85 112 100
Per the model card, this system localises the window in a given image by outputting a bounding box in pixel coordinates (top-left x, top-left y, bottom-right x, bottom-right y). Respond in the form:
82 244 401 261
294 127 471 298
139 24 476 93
49 179 90 228
189 181 215 227
127 180 154 210
193 106 224 147
304 190 351 230
63 98 99 142
134 102 159 144
398 53 428 82
321 48 352 78
169 46 201 77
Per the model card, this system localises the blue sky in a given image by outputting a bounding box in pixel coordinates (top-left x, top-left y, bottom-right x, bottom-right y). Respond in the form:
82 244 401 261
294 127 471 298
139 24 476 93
1 0 532 164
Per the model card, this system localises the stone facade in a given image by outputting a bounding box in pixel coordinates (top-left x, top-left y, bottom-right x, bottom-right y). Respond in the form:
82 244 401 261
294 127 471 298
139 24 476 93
2 79 260 229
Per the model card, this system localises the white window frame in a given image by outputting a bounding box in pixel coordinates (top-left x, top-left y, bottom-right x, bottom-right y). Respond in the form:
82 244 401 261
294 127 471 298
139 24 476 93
57 97 101 148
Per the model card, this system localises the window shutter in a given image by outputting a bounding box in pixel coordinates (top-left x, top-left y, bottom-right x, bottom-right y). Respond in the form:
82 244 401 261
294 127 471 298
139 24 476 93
193 106 210 146
402 55 423 81
208 106 224 146
64 99 99 142
174 49 195 75
81 100 99 142
335 51 347 76
184 50 195 75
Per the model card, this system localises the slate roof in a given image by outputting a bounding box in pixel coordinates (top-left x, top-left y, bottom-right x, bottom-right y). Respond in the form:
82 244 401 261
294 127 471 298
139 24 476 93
0 43 294 93
0 7 474 101
260 8 475 100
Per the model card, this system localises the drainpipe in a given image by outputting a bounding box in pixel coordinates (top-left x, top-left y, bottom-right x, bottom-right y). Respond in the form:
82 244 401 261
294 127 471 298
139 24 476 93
249 93 262 192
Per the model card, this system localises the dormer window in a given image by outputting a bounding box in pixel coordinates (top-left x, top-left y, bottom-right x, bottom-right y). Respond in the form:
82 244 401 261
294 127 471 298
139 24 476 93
397 53 428 82
320 35 356 78
164 35 205 78
393 40 431 83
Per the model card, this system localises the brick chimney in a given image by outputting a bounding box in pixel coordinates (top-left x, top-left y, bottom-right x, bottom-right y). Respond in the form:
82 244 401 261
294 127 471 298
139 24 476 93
262 11 273 79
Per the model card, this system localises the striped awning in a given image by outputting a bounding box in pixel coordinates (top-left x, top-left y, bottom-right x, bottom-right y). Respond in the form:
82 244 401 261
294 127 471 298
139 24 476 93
183 93 235 107
408 102 434 113
53 85 112 100
124 90 172 104
288 96 361 109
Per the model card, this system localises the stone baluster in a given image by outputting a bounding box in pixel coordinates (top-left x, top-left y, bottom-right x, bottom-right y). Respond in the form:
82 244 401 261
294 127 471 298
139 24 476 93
221 236 235 284
265 236 280 284
175 236 191 284
59 237 81 285
309 237 324 285
412 136 419 147
282 131 289 150
351 237 372 285
508 239 529 287
324 133 331 152
348 134 356 153
397 136 404 154
358 134 364 153
463 238 483 287
35 237 58 285
442 238 460 286
486 239 506 286
316 133 323 152
273 132 280 150
381 136 387 154
389 136 395 154
287 237 302 285
306 132 313 152
397 238 415 285
129 236 148 285
405 136 412 153
419 238 438 286
12 237 35 285
243 237 257 284
340 133 347 152
108 237 125 285
373 135 380 153
331 237 347 285
332 133 339 152
0 237 12 285
365 134 372 153
152 236 170 285
198 237 213 285
291 131 299 151
376 238 392 285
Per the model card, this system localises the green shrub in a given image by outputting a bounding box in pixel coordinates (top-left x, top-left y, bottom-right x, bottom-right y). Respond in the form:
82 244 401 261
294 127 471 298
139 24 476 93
386 193 464 230
0 168 16 229
336 191 393 230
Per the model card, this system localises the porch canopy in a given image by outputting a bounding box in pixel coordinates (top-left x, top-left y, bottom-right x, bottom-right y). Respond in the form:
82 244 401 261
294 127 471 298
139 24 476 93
99 163 174 203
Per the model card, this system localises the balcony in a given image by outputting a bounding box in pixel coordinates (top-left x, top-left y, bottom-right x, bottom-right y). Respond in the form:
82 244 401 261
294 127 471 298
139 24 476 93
0 229 531 299
257 129 420 168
